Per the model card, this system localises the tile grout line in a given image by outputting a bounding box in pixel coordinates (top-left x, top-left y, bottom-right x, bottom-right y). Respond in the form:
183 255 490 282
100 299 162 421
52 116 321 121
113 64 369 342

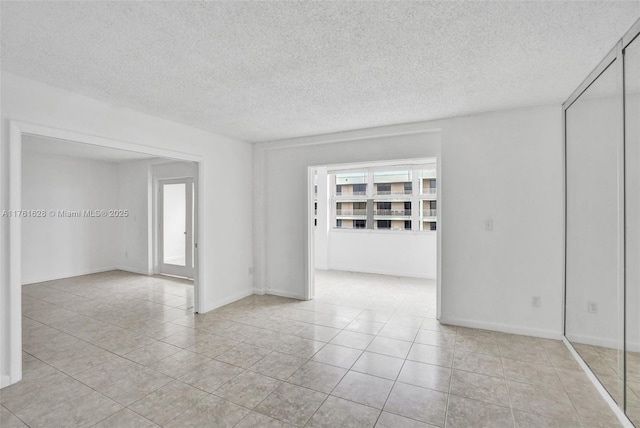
498 340 518 428
17 272 615 427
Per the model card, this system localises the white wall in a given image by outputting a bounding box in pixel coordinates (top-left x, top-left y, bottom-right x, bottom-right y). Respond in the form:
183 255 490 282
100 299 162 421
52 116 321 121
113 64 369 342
255 104 564 339
21 151 119 284
325 230 437 279
1 73 254 386
439 105 563 339
20 152 199 283
116 159 197 275
116 159 153 275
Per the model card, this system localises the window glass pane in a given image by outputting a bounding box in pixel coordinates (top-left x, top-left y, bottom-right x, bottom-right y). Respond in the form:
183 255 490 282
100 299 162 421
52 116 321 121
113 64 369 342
163 183 186 266
418 164 437 232
336 201 367 216
336 172 367 196
374 201 410 216
374 170 411 195
329 163 436 232
376 220 391 229
354 220 366 229
420 166 437 195
335 196 367 229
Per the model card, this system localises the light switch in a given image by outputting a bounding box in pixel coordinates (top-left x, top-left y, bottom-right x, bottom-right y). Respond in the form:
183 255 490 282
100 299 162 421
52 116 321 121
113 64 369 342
485 219 494 231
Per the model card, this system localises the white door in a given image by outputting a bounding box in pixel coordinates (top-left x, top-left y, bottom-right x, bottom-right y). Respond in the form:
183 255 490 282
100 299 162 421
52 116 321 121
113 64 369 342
158 178 194 278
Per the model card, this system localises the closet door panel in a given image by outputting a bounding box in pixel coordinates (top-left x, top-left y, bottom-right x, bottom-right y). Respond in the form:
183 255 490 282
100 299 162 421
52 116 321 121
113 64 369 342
565 58 624 407
625 35 640 424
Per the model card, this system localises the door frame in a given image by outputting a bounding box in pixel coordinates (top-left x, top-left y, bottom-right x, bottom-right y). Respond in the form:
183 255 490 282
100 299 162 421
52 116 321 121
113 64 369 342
156 177 195 279
6 120 204 387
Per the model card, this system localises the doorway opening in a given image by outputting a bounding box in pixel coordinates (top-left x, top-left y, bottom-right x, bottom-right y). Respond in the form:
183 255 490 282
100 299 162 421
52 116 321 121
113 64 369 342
5 120 203 386
306 158 440 320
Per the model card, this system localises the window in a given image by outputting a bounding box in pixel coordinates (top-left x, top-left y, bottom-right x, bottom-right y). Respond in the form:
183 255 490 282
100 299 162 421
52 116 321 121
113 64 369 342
353 183 366 195
374 170 411 196
377 220 391 229
330 162 436 232
377 183 391 194
314 201 318 227
376 201 391 214
336 219 343 228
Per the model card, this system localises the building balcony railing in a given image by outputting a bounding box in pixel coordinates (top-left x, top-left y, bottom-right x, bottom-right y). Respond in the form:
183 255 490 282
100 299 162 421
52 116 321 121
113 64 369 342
374 209 411 216
336 190 367 196
422 188 437 195
375 189 412 196
336 209 367 216
422 209 437 217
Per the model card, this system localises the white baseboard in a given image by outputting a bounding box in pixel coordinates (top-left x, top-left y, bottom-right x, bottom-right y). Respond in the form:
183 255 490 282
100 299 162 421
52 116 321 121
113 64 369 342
21 266 118 285
115 265 151 276
253 288 265 295
439 316 563 340
198 288 255 313
327 265 435 280
566 333 620 350
564 338 633 428
567 333 640 353
266 288 306 300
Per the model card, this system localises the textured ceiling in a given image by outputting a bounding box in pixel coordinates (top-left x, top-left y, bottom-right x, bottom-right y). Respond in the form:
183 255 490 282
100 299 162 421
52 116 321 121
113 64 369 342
2 2 639 143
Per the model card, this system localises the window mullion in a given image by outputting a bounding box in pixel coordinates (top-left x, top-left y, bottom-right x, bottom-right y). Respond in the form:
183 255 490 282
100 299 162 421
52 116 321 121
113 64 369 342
412 166 420 231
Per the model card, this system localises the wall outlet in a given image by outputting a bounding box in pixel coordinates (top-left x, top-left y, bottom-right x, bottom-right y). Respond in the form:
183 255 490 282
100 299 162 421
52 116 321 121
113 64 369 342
532 296 541 308
485 219 494 231
588 301 598 314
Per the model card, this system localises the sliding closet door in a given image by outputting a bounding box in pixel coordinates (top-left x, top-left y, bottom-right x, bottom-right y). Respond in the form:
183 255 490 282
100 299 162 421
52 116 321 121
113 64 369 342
625 35 640 424
565 56 625 406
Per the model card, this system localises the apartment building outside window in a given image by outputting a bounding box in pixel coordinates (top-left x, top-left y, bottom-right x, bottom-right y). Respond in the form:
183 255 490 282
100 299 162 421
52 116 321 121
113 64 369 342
331 163 436 231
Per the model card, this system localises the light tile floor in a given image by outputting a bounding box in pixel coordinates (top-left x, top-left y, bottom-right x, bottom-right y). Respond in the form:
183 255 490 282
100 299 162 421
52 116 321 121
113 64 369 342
571 341 640 425
0 269 622 427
